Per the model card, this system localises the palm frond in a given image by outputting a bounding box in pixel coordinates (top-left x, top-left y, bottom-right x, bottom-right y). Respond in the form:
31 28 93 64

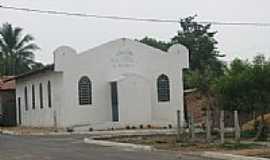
13 27 23 47
16 51 35 60
15 34 34 50
16 43 39 53
0 22 42 75
0 23 16 50
0 39 9 56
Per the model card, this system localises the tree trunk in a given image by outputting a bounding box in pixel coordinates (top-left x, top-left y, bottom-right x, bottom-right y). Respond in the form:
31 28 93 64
3 56 7 75
254 112 265 141
13 57 16 76
206 110 211 143
7 56 12 75
253 111 256 130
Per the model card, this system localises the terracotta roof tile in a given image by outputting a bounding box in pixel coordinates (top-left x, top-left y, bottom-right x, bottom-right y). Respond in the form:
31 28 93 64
4 64 54 82
0 76 15 91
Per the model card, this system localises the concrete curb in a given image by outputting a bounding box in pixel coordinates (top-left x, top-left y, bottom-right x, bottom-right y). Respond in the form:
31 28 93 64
188 151 270 160
0 129 176 136
0 130 16 135
84 138 154 151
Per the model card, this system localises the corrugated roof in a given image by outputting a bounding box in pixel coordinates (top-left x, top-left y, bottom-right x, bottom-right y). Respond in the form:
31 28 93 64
3 64 54 82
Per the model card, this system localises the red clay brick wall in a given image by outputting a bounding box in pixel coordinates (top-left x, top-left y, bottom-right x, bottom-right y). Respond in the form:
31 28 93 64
184 91 257 127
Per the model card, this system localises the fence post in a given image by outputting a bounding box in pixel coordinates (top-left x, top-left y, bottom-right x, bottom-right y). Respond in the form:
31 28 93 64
220 110 225 144
206 110 212 143
189 112 195 142
234 110 241 144
176 110 183 142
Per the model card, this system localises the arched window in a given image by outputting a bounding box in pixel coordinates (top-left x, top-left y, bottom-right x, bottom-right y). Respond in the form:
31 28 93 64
78 76 92 105
39 83 43 109
24 86 28 111
32 84 35 109
157 74 170 102
47 81 52 108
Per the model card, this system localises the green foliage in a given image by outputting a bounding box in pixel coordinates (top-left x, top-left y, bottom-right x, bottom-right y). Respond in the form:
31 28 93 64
183 66 218 91
138 37 172 52
183 69 201 89
215 55 270 140
214 60 252 111
215 55 270 113
0 22 43 76
241 130 257 138
138 16 225 89
137 16 270 139
172 16 225 73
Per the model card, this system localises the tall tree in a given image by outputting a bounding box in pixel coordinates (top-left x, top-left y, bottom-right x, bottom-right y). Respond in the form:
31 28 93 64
171 16 225 117
172 16 225 74
0 23 41 75
138 16 225 89
214 59 252 111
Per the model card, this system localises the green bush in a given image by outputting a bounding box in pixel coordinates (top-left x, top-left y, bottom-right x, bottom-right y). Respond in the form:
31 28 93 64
241 130 257 138
221 142 258 150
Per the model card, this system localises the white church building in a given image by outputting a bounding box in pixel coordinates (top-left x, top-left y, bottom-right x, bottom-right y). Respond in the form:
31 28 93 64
14 38 189 129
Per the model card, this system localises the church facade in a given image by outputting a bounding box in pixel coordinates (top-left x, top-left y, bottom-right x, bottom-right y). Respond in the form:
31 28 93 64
14 38 189 129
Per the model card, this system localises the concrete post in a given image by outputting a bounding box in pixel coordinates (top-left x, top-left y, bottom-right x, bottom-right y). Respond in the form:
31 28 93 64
176 110 183 142
234 110 241 144
220 110 225 144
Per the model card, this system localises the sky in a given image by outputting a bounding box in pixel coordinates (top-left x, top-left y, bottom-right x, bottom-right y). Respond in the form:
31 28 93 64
0 0 270 64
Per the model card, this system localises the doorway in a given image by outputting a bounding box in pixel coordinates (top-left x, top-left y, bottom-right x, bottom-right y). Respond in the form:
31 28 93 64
110 82 119 122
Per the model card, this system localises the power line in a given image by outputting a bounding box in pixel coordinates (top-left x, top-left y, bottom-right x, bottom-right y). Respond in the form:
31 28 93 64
200 21 270 27
0 5 178 23
1 4 270 27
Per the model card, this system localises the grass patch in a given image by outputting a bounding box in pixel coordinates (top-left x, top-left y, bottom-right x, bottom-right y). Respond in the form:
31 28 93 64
221 142 258 150
241 130 257 138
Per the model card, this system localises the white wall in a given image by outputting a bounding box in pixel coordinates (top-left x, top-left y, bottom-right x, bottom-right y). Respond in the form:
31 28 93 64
117 74 151 123
16 38 188 128
16 71 63 127
52 38 189 128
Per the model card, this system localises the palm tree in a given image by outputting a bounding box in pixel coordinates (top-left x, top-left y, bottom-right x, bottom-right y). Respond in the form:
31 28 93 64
0 23 40 75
